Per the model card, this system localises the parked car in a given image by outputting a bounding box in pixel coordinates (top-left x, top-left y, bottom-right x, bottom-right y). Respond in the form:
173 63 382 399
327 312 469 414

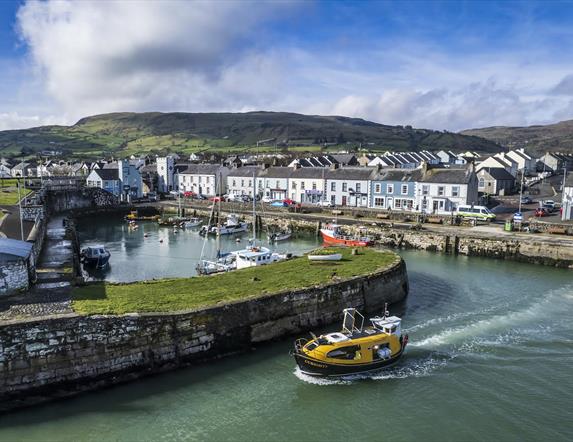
195 194 207 200
520 196 532 204
283 199 296 206
146 192 158 202
209 196 223 202
183 191 195 198
316 200 334 207
261 196 273 203
270 201 287 207
542 203 555 213
534 207 549 217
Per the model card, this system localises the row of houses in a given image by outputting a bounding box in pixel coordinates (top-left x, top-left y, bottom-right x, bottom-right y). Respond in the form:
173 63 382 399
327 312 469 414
177 162 478 213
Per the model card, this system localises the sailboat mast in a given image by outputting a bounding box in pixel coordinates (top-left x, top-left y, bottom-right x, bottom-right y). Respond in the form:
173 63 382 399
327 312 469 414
217 171 222 254
252 170 256 240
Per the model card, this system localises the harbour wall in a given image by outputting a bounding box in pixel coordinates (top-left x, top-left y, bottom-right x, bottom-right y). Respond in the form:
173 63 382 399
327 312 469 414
0 255 407 411
176 204 573 268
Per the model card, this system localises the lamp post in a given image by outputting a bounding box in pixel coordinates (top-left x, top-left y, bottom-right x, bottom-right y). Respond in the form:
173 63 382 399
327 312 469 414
17 177 24 240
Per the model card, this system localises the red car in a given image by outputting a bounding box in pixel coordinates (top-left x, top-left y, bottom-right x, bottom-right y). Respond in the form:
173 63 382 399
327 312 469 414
534 208 549 217
209 196 223 202
283 199 296 206
183 191 195 198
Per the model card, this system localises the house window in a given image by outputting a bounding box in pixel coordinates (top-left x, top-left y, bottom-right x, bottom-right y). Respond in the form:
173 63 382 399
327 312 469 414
301 181 305 190
342 182 348 192
200 176 203 183
233 179 236 187
401 184 408 195
292 182 297 190
206 176 210 184
438 186 445 196
249 179 252 187
387 184 394 194
374 183 381 193
478 178 484 188
331 182 336 191
275 180 279 188
452 186 460 197
312 182 317 190
356 183 361 193
331 195 336 205
422 185 429 195
374 197 385 207
395 199 402 209
241 179 244 187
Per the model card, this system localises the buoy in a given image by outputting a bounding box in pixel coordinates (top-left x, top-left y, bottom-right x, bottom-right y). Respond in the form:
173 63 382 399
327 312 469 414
144 233 149 238
160 239 163 243
236 238 241 243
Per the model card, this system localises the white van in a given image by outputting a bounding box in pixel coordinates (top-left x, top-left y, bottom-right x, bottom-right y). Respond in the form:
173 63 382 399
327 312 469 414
456 205 496 220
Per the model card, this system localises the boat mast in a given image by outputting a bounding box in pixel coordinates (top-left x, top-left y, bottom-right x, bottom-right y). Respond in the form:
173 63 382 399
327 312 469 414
216 171 222 256
252 170 256 241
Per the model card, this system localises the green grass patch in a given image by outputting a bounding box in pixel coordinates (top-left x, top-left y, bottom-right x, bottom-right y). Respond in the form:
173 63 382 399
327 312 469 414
0 186 32 205
71 247 398 315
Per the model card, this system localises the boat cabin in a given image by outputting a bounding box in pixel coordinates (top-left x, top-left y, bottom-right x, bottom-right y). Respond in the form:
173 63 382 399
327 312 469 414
233 246 274 269
83 245 108 259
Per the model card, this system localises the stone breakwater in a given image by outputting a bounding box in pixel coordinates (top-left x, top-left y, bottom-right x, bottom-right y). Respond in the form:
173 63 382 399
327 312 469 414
178 204 573 268
0 255 407 412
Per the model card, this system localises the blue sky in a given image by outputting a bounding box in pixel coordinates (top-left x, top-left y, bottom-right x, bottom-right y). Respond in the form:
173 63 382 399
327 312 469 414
3 0 573 131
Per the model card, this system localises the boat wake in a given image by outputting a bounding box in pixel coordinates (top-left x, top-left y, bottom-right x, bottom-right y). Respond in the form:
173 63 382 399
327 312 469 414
411 285 573 350
293 353 447 385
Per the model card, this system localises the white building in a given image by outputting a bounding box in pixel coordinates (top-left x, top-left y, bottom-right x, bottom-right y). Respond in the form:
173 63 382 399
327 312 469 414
288 166 327 204
85 159 142 201
157 156 175 193
416 163 478 214
325 167 373 207
506 149 535 175
257 166 291 200
178 165 229 196
226 166 259 197
476 156 515 177
494 153 519 177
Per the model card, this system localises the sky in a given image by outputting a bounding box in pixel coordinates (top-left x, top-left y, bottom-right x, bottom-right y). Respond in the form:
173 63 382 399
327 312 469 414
3 0 573 131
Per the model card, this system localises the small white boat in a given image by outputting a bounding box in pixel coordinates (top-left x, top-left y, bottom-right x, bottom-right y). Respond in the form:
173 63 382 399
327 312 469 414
308 253 342 261
81 245 111 268
184 217 202 228
268 230 292 242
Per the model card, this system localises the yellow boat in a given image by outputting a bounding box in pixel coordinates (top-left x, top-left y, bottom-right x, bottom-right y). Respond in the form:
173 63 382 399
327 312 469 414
292 307 408 377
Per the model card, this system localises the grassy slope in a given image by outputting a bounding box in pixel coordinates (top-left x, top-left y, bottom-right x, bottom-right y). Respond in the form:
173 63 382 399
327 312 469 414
72 247 397 315
461 119 573 155
0 111 501 159
0 180 32 205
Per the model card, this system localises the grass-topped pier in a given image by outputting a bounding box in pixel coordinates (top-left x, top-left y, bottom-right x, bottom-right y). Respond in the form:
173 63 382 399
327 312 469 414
72 248 398 315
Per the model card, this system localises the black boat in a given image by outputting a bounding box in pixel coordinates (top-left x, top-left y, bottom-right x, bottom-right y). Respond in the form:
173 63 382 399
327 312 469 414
81 245 111 268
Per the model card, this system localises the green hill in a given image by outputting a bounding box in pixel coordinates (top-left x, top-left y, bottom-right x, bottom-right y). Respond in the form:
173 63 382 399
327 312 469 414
0 111 501 159
460 119 573 156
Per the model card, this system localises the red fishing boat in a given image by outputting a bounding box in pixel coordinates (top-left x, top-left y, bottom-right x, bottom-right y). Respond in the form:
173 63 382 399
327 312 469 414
320 224 372 247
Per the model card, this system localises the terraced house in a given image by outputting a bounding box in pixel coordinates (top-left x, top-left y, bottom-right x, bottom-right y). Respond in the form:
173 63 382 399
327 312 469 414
178 164 229 196
325 167 374 207
369 168 422 211
416 163 478 214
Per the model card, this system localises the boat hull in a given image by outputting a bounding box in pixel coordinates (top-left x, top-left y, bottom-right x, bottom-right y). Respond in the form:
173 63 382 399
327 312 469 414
320 229 371 247
294 348 405 377
82 254 110 268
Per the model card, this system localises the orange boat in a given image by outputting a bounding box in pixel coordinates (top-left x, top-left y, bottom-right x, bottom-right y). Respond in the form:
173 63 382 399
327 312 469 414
320 224 371 247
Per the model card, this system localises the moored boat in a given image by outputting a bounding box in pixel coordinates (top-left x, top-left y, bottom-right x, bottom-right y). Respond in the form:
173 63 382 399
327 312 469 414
292 307 408 377
81 245 111 268
308 252 342 261
184 217 202 228
268 230 292 242
320 224 371 247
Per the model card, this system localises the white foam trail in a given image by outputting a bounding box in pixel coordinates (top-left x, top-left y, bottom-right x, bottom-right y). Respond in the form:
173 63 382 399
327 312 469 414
411 285 573 349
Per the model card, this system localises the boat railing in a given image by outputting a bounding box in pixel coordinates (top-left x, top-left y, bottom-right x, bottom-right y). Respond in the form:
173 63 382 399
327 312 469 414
294 338 308 353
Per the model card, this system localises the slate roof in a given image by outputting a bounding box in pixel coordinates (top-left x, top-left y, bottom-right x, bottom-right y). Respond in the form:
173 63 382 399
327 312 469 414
180 164 227 176
478 167 515 181
93 169 119 180
372 168 423 182
325 167 375 180
420 166 472 184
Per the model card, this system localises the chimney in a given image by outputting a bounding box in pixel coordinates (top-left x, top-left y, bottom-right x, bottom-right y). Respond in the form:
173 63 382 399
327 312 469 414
330 163 339 170
292 162 301 170
420 160 428 175
260 163 270 170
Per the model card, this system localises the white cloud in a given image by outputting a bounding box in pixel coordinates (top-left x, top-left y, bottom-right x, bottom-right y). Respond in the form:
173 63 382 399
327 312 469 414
8 0 573 132
0 112 65 131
